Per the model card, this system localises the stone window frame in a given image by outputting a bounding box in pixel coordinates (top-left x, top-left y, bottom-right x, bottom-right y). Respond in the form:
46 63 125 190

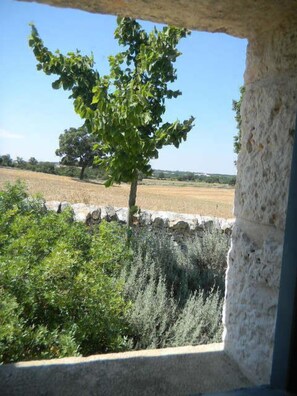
270 115 297 394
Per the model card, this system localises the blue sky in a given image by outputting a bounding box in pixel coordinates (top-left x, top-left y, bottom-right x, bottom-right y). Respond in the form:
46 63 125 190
0 0 247 175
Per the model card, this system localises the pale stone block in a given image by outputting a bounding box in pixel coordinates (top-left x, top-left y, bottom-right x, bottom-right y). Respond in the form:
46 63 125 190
45 201 61 213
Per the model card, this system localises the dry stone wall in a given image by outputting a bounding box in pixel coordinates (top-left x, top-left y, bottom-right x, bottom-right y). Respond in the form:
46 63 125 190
45 201 234 243
223 22 297 384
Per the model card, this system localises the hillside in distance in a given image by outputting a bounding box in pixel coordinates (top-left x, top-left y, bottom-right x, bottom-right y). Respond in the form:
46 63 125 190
152 169 236 185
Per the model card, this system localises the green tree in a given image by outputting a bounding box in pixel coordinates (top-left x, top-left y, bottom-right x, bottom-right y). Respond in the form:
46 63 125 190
233 86 245 155
28 157 38 166
0 154 13 167
56 125 103 180
16 157 26 168
29 18 194 228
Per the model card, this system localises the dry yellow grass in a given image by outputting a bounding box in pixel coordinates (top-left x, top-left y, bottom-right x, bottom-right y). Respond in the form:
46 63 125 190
0 168 235 218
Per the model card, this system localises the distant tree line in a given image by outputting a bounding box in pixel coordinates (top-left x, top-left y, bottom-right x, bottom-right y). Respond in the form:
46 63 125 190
153 170 236 186
0 154 235 186
0 154 106 180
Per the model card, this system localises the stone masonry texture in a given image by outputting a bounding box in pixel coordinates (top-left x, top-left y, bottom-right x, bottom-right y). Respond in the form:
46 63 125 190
45 201 234 244
224 22 297 384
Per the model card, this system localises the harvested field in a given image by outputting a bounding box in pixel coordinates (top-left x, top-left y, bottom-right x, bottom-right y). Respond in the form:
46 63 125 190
0 168 235 218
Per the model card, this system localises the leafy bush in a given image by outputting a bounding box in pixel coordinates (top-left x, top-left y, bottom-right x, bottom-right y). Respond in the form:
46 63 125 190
0 182 230 362
0 181 130 363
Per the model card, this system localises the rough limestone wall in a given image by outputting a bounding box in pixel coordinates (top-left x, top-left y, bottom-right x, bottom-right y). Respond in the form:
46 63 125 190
223 23 297 384
45 201 234 243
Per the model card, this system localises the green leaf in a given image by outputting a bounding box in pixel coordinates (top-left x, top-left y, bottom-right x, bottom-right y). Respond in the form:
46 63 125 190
52 80 62 89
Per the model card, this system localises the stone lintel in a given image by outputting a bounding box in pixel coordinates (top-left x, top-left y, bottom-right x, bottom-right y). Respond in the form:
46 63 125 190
19 0 297 38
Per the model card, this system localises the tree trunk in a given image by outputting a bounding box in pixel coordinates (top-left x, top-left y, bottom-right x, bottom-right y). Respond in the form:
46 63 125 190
80 165 86 180
127 177 138 229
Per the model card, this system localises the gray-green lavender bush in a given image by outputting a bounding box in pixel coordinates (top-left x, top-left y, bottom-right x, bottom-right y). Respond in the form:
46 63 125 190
186 229 230 295
168 290 224 347
123 228 230 349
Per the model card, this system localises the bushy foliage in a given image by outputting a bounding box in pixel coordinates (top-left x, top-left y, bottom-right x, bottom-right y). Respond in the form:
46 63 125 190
168 290 223 346
124 267 176 349
0 181 130 363
0 154 13 167
122 228 229 349
186 230 230 294
0 182 230 362
129 230 188 303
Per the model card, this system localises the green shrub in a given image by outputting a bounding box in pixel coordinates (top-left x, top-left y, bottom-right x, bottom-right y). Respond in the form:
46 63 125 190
186 229 230 294
90 220 131 277
0 181 230 362
168 290 223 347
0 182 131 363
122 254 176 349
122 255 223 349
0 180 27 212
122 228 229 349
0 288 25 363
130 229 189 305
130 227 229 302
